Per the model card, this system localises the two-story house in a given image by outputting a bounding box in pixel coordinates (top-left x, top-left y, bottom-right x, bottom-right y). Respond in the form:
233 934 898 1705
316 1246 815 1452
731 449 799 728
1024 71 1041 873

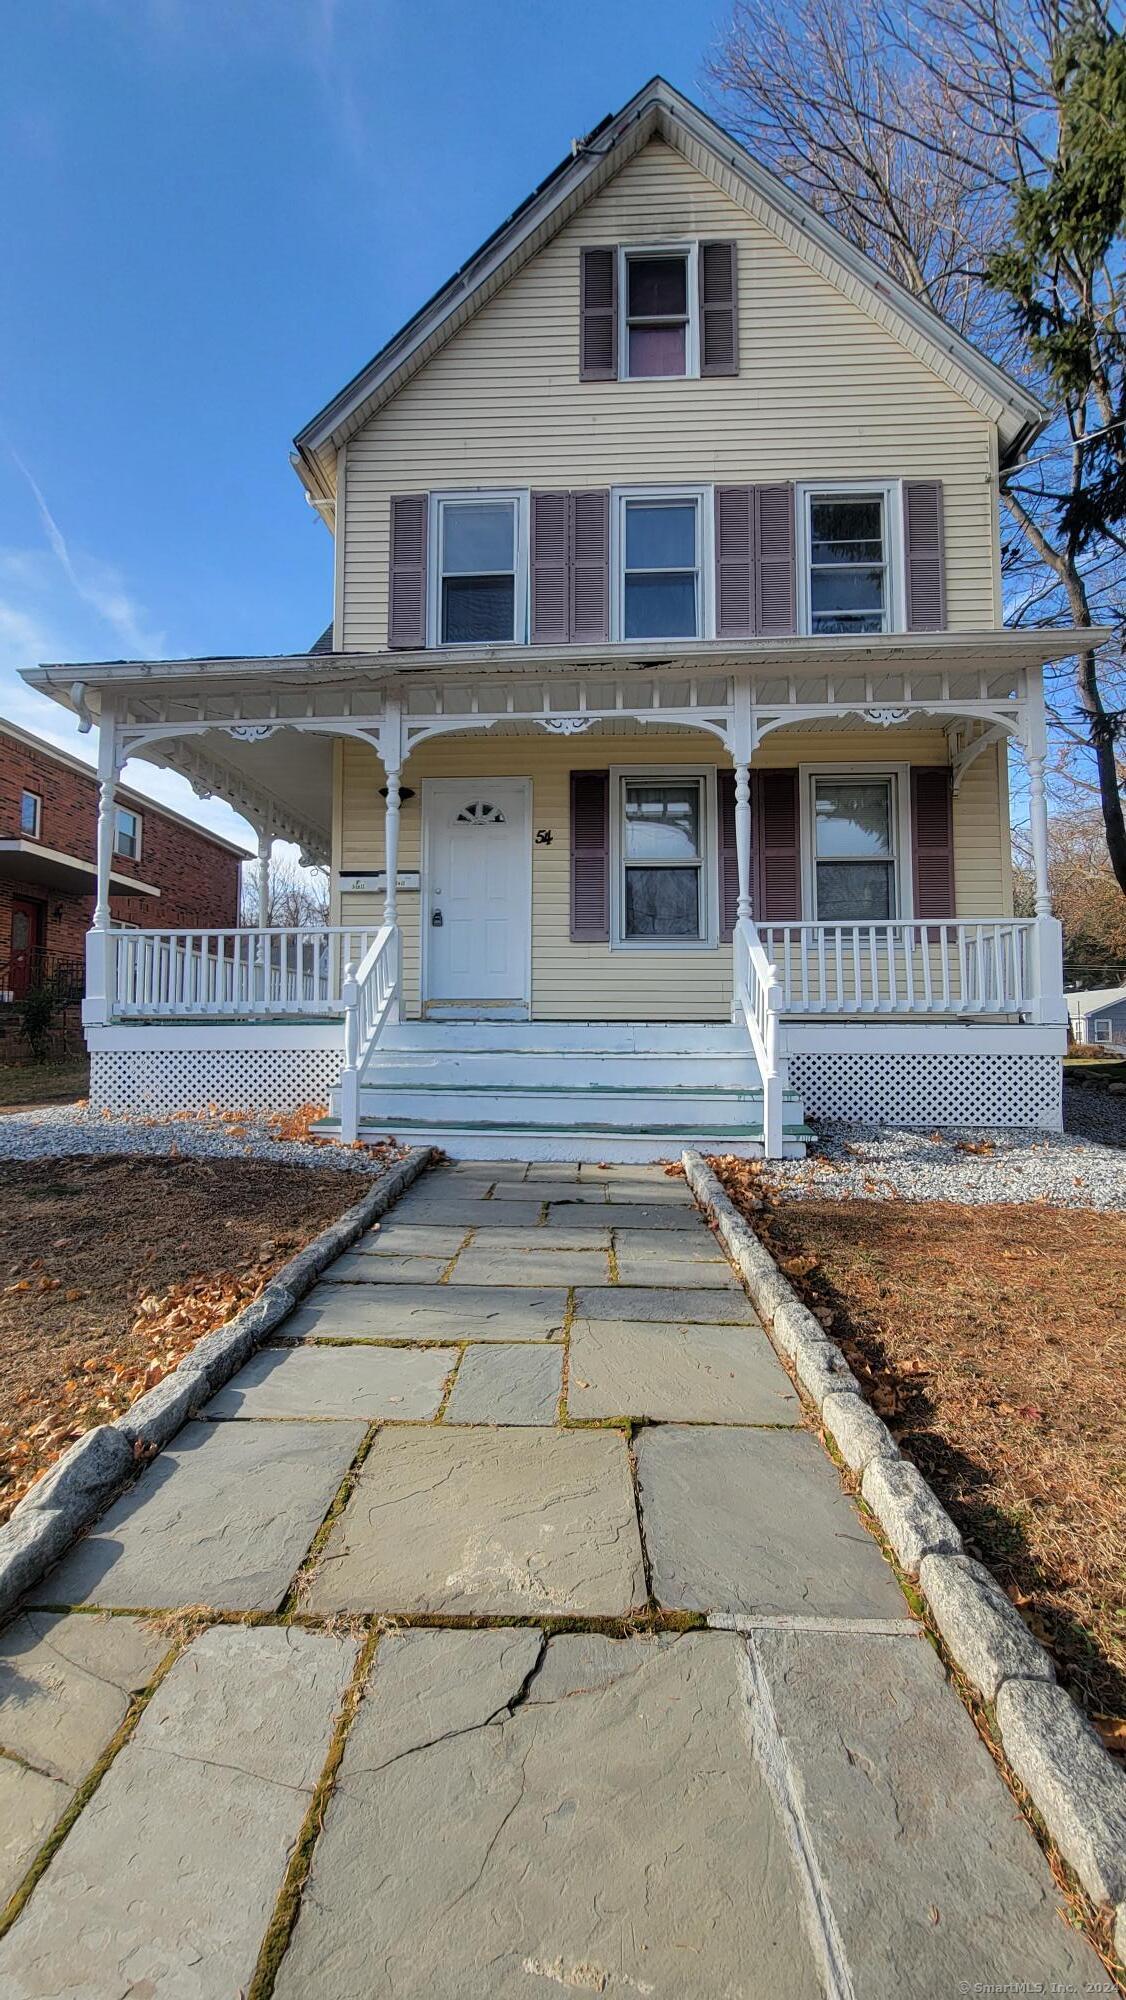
23 79 1098 1155
0 718 244 1004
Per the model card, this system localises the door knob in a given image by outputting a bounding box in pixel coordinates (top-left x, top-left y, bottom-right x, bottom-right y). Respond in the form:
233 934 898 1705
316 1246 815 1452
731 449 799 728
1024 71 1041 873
431 909 443 927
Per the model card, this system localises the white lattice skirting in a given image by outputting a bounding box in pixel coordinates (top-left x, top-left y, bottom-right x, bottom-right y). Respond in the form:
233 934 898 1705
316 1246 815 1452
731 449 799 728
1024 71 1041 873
90 1048 343 1117
788 1052 1062 1128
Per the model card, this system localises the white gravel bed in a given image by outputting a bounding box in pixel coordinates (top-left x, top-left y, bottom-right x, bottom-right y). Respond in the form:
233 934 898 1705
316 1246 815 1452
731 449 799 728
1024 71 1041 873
0 1105 392 1174
759 1084 1126 1208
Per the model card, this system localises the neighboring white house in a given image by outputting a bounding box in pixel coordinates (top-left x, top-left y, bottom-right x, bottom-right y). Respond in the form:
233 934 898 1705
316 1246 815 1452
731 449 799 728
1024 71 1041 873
22 77 1104 1158
1067 984 1126 1047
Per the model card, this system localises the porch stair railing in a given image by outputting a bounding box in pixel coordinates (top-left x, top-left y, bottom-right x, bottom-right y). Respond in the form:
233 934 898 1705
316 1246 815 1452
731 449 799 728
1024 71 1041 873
339 925 401 1143
733 916 786 1158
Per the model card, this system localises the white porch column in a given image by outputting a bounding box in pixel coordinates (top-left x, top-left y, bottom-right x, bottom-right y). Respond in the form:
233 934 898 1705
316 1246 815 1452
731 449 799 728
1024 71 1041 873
383 771 401 929
85 704 120 1027
254 823 272 930
92 703 119 931
1027 753 1052 917
734 762 752 921
1023 672 1065 1025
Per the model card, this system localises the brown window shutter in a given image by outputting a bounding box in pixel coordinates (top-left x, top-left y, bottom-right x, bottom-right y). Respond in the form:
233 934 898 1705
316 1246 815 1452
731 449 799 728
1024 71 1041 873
715 487 755 637
754 486 796 636
388 493 428 649
570 770 610 941
904 481 947 630
579 248 617 381
754 769 801 919
911 767 955 917
699 241 739 376
530 492 570 644
716 768 739 940
570 490 610 642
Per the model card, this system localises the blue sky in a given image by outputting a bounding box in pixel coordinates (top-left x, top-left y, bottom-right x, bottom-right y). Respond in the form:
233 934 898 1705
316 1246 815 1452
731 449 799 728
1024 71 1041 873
0 0 724 852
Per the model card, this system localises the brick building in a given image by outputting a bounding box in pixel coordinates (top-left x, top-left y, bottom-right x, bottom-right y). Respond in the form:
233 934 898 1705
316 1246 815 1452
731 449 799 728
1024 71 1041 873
1 718 246 1000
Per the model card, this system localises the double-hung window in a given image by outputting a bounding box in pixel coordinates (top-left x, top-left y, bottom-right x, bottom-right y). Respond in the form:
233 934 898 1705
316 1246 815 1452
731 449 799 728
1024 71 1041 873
620 245 697 379
614 769 712 945
810 775 899 921
616 490 705 640
114 806 142 861
434 494 525 645
802 487 896 635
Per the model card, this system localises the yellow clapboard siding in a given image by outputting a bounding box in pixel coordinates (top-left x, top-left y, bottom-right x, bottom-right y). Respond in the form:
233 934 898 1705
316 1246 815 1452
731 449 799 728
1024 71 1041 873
341 139 1000 648
334 728 1012 1021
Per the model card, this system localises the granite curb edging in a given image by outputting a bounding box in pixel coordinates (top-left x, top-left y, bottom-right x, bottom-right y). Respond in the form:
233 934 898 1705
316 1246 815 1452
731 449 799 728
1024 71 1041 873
0 1144 435 1620
681 1147 1126 1945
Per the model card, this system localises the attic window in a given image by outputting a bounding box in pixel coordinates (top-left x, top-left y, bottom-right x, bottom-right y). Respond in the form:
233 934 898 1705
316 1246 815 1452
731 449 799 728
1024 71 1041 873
622 246 697 379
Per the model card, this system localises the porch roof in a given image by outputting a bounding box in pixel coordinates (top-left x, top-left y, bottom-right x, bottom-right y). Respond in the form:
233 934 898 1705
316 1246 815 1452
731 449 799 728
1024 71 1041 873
24 625 1103 706
22 627 1102 858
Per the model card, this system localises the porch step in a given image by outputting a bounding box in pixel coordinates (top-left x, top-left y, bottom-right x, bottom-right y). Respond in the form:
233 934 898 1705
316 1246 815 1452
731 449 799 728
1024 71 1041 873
320 1021 811 1163
313 1114 812 1164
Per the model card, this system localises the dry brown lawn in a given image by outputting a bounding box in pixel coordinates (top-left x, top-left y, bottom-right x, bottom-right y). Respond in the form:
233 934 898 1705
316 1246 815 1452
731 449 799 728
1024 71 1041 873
0 1154 379 1523
711 1166 1126 1753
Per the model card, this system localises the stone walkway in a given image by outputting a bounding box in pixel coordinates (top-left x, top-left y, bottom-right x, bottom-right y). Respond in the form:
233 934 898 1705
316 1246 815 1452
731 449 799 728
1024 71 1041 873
0 1160 1105 1997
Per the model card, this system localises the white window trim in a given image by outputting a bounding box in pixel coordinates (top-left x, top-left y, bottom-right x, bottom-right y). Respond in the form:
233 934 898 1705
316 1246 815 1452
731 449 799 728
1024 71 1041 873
20 790 41 838
618 242 700 381
113 805 143 862
427 488 530 648
795 480 906 638
799 763 913 922
609 763 718 951
610 485 714 644
1091 1018 1113 1044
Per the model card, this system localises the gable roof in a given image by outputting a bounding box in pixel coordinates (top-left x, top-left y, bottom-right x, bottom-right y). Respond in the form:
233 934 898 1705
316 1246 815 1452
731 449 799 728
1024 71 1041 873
292 75 1045 504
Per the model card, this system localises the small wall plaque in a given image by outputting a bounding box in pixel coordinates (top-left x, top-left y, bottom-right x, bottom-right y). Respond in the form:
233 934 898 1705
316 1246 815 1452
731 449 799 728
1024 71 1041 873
338 870 420 894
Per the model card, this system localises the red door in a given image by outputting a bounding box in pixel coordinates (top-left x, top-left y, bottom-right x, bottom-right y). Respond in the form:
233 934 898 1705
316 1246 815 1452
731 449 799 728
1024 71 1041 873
9 898 44 998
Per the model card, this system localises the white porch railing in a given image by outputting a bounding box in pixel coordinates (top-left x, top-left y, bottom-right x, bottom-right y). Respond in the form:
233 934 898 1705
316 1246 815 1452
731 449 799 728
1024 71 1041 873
733 917 786 1157
105 927 378 1019
339 926 400 1142
759 920 1036 1018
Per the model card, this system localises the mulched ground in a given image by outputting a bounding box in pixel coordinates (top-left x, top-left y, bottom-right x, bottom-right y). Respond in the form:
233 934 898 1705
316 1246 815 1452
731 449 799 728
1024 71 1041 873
0 1154 373 1524
711 1162 1126 1753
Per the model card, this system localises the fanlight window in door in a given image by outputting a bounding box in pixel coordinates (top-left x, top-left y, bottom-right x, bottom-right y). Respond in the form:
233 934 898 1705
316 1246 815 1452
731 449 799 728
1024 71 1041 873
455 801 507 825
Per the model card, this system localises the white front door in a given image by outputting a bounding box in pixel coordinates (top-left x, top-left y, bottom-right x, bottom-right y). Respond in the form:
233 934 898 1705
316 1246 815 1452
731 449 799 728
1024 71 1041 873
423 778 531 1012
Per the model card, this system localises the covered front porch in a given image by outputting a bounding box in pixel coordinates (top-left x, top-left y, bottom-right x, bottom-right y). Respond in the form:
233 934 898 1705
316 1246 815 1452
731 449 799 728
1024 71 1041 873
25 628 1077 1155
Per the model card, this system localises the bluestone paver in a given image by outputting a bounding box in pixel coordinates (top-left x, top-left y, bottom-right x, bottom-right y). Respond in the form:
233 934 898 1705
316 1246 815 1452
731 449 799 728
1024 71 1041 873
570 1201 710 1230
306 1427 645 1616
576 1283 756 1322
282 1282 567 1342
470 1220 614 1250
274 1628 822 2000
444 1343 563 1425
366 1196 550 1230
611 1239 740 1287
323 1250 450 1283
493 1180 609 1203
34 1420 365 1611
748 1627 1104 1991
0 1760 67 1907
569 1318 800 1424
0 1625 356 2000
636 1424 905 1617
449 1245 610 1286
0 1610 169 1788
349 1221 470 1258
204 1343 457 1421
